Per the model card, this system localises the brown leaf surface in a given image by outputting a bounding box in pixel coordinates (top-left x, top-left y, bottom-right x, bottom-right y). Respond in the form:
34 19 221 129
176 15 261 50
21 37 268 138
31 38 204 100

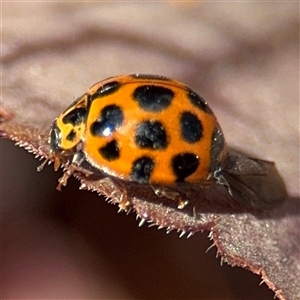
1 2 299 299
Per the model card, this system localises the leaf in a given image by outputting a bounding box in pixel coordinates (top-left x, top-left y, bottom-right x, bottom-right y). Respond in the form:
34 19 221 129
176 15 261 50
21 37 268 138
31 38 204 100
1 2 299 299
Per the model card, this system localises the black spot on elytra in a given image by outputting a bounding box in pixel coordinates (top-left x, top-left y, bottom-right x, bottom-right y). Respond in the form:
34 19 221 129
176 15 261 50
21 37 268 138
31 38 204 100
172 153 199 182
50 122 62 153
131 74 171 81
62 108 87 126
180 111 203 143
130 156 154 183
135 120 168 149
90 105 124 137
90 81 121 101
187 89 212 114
99 140 120 161
66 129 76 142
133 85 174 112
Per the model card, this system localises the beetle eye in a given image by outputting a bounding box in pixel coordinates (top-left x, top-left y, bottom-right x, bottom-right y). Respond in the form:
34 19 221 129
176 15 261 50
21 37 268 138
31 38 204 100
50 122 62 153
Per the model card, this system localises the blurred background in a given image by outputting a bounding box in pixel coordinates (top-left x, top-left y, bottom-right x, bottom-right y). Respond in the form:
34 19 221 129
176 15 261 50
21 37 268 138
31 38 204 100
1 2 298 299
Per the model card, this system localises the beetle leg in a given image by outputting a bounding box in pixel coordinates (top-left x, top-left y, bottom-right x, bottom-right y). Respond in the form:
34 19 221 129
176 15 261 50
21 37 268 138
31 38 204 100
151 186 189 209
56 151 85 190
214 168 233 196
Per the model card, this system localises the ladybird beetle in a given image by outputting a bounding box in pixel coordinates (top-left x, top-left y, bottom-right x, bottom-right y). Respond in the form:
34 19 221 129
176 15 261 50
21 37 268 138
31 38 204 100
47 74 285 210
